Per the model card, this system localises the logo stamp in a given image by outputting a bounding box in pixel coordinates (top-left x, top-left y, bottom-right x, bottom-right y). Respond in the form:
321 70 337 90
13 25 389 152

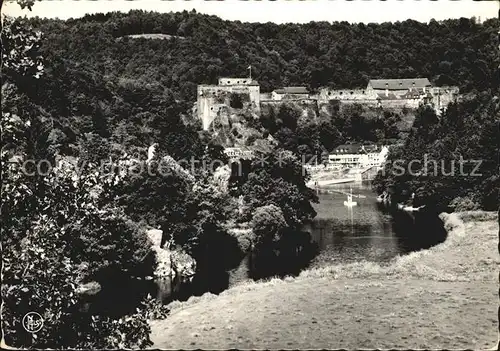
22 312 43 333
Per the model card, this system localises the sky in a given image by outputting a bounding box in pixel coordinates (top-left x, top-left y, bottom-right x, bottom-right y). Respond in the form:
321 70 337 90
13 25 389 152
2 0 498 24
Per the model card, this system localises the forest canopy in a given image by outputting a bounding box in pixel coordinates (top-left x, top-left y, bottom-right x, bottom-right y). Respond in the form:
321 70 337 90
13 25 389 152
11 11 498 160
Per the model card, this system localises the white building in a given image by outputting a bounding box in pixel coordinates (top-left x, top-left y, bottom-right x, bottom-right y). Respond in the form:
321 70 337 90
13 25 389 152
328 144 389 169
224 147 254 161
271 86 309 101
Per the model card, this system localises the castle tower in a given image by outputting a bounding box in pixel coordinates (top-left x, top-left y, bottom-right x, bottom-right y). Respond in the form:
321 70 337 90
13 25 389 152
197 78 260 131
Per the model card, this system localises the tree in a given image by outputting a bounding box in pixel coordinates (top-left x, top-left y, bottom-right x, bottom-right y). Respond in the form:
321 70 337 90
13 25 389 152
250 204 287 248
229 148 318 229
1 13 154 349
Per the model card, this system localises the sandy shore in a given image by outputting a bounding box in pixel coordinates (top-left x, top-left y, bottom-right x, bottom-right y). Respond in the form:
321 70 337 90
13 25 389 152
150 211 499 349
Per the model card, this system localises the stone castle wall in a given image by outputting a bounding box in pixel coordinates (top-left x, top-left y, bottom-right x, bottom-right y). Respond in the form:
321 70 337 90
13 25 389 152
379 99 421 109
197 85 260 130
197 81 459 129
318 86 458 114
218 77 255 86
318 88 378 102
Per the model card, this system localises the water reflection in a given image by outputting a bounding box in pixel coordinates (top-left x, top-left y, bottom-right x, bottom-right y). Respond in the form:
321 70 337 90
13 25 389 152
248 229 319 280
306 182 447 267
92 181 447 312
150 182 447 302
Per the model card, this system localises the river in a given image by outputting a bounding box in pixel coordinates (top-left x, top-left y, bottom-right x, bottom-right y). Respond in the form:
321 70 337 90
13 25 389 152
156 181 446 302
89 181 447 315
305 181 447 268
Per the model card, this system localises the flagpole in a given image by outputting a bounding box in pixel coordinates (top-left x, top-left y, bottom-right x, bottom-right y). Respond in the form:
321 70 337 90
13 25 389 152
248 65 252 80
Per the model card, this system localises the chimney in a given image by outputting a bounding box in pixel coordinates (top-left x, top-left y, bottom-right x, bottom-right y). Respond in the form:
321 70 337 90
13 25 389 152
385 83 388 97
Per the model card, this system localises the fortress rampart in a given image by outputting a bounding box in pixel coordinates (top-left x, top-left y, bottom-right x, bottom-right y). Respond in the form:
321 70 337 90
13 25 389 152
197 78 459 130
318 88 378 102
197 81 260 130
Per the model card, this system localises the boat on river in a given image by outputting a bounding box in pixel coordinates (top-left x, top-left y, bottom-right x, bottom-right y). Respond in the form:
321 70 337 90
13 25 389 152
403 205 426 212
308 177 357 188
340 188 367 207
344 193 357 207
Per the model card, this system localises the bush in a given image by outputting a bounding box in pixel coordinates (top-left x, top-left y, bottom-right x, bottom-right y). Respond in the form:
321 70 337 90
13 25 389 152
251 204 287 247
449 196 480 212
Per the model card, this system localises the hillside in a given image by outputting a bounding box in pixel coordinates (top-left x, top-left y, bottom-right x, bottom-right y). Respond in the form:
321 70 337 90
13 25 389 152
10 12 497 159
150 212 498 349
3 8 498 349
30 12 498 105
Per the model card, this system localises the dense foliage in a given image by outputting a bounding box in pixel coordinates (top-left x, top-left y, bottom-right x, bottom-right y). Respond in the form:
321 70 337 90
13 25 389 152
13 12 497 158
1 15 156 347
372 95 499 211
258 101 405 158
29 11 498 95
228 149 320 278
2 7 498 348
229 149 318 228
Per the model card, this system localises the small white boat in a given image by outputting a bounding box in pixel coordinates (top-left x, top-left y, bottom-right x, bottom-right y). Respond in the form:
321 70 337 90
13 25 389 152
344 193 357 207
403 205 426 212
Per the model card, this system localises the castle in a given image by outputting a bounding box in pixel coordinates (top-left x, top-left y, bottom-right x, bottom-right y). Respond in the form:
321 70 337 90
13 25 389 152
197 78 260 130
317 78 459 111
196 77 459 131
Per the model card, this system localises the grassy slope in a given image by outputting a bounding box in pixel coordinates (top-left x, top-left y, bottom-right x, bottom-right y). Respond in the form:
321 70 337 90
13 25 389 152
150 211 499 349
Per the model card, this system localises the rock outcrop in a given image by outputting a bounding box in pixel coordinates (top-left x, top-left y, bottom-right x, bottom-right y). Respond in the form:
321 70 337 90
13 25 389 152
146 229 197 281
147 229 173 278
170 248 196 283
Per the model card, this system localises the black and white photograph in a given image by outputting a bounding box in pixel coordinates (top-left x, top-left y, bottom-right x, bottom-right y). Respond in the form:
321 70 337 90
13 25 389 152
1 0 499 349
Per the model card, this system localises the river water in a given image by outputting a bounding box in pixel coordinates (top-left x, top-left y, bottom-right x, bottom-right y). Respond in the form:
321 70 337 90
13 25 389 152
157 181 446 302
90 181 447 314
305 181 447 268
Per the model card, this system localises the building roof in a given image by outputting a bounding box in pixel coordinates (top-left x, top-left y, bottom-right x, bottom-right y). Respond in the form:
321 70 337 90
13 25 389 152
376 93 399 100
274 86 309 94
362 144 378 153
332 144 363 154
332 143 380 154
368 78 431 90
218 78 259 86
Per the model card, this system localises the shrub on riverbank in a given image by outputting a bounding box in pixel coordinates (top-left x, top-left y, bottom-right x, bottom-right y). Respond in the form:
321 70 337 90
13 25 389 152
227 227 254 253
251 204 287 247
457 210 499 222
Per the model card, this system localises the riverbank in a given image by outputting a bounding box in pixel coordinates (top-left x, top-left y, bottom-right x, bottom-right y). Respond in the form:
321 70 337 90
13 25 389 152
150 211 498 349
